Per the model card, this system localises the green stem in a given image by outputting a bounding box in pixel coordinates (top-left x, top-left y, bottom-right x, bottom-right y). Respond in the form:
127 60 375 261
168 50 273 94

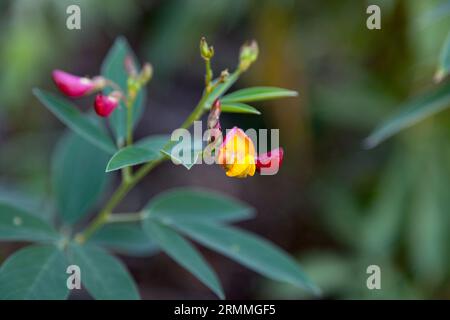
205 59 213 92
122 167 132 183
105 80 122 92
77 69 242 244
123 87 137 179
77 159 162 243
126 98 134 146
107 212 145 223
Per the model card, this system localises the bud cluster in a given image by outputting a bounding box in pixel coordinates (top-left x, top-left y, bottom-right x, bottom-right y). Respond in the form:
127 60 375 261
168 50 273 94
125 57 153 102
51 57 152 118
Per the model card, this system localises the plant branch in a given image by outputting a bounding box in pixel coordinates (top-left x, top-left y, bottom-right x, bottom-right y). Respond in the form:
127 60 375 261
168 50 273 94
126 95 135 146
76 92 210 243
105 79 123 93
205 59 213 92
106 212 145 223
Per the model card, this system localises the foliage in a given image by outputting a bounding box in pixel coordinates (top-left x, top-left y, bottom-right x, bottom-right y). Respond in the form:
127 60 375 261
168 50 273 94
2 0 449 301
0 37 317 300
261 0 450 300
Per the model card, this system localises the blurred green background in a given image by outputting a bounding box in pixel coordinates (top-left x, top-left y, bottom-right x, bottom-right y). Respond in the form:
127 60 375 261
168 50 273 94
0 0 449 299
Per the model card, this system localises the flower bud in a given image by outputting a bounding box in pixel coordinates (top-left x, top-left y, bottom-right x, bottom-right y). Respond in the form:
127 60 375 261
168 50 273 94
94 91 121 117
207 99 221 130
256 148 284 173
200 37 214 60
127 77 140 101
219 69 229 83
52 70 103 97
217 127 256 178
207 99 222 145
239 40 259 71
92 76 107 90
124 55 138 77
139 63 153 84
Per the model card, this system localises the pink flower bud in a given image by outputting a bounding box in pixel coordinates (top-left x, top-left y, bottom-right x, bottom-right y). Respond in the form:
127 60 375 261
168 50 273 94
124 55 138 77
94 92 120 117
52 70 97 97
256 148 284 173
207 99 221 130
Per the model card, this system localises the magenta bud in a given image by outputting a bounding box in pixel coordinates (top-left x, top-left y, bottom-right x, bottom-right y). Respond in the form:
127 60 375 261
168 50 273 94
213 121 221 131
94 92 120 117
52 70 96 98
256 148 284 172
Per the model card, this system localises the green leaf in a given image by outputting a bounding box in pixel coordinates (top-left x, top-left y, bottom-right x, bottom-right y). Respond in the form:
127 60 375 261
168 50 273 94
261 252 351 299
0 186 55 223
0 201 59 242
101 37 145 146
106 147 160 172
407 152 447 285
68 243 140 300
364 81 450 148
0 245 69 300
89 222 158 257
143 220 224 299
299 252 352 298
219 102 261 115
360 150 411 254
106 135 169 172
204 70 240 107
52 132 109 224
160 138 203 170
171 221 320 295
160 149 201 170
145 188 254 223
435 31 450 82
33 88 116 154
221 87 298 103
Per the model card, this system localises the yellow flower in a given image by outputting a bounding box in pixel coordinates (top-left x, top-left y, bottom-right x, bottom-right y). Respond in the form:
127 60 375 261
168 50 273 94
217 127 256 178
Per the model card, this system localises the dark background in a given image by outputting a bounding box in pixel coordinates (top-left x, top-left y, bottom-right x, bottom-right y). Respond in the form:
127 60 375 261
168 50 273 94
0 0 449 299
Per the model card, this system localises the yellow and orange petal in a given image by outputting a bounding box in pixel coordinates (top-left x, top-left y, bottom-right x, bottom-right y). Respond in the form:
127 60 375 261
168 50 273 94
217 127 256 178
